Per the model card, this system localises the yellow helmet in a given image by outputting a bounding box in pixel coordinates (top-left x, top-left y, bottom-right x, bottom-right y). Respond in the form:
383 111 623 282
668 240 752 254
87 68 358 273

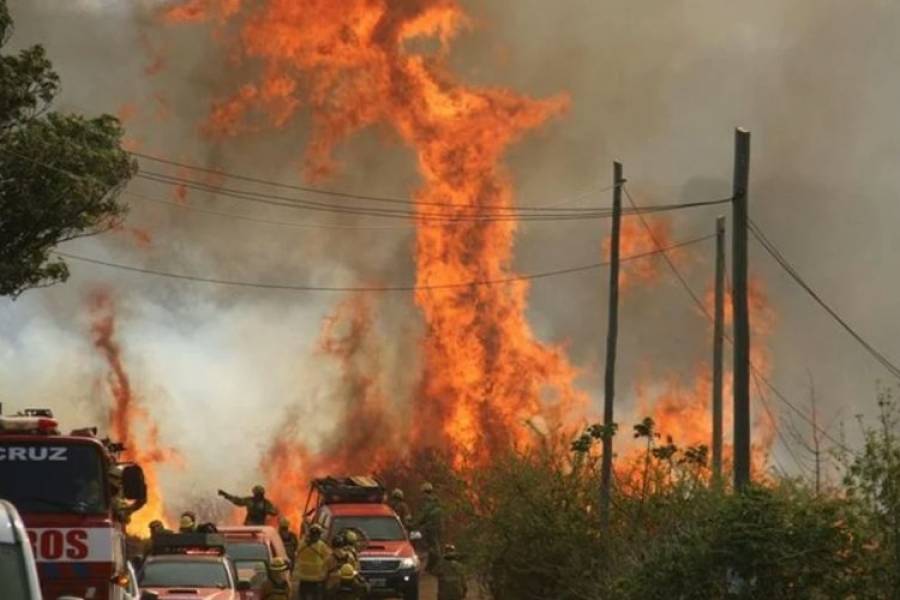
269 557 289 572
344 530 359 544
391 488 404 500
179 515 195 530
252 485 265 495
420 482 434 494
339 563 356 580
279 517 290 528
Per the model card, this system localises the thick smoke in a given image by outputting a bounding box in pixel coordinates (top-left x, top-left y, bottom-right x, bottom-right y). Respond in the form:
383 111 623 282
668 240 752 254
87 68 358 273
2 0 899 510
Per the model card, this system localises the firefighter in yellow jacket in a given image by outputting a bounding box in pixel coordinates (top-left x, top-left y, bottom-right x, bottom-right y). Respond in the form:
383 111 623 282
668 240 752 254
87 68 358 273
332 563 369 600
292 524 332 600
261 557 292 600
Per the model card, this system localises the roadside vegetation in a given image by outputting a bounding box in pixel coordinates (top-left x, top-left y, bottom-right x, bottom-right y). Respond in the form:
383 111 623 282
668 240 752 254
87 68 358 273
386 386 900 600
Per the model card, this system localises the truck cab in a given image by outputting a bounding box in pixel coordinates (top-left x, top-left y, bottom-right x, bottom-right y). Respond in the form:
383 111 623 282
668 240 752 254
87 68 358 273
304 476 421 600
0 407 147 600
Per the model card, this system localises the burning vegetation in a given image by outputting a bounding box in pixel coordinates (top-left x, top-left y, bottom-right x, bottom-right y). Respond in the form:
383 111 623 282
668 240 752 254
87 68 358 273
89 289 179 534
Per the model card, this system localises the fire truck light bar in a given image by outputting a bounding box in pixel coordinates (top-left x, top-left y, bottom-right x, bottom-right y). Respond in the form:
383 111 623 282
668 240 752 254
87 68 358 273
0 415 59 434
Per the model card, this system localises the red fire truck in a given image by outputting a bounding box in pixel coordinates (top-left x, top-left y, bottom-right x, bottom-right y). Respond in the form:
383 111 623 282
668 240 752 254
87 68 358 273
0 406 148 600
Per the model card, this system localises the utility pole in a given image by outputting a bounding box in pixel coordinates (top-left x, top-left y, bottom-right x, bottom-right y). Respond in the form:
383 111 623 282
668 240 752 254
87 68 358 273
712 215 726 485
600 161 624 526
732 128 752 490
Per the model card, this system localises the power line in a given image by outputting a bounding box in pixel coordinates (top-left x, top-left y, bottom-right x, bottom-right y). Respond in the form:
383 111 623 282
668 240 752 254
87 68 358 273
137 170 618 222
1 145 732 225
126 191 419 231
622 184 851 457
138 169 732 223
752 369 813 475
748 219 900 381
51 235 715 292
131 149 618 213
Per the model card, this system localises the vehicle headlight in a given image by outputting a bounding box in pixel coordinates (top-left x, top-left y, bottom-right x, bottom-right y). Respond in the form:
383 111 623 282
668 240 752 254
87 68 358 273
399 556 419 570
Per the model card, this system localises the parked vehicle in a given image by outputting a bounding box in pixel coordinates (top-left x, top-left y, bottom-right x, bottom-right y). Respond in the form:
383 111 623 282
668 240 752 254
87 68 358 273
217 525 288 599
138 532 250 600
0 499 42 600
0 407 148 600
303 476 421 600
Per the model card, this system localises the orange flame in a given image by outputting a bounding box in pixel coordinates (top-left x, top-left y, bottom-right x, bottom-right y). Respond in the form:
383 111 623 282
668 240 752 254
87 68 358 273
88 289 179 535
162 0 587 470
603 216 682 290
634 275 779 477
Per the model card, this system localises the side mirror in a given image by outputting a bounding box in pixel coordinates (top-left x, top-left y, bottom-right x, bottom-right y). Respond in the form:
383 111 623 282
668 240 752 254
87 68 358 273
409 530 422 541
237 580 252 591
130 555 144 571
121 464 148 503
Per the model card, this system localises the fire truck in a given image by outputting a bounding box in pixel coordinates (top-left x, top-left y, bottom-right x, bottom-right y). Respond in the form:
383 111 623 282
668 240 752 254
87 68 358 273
0 406 148 600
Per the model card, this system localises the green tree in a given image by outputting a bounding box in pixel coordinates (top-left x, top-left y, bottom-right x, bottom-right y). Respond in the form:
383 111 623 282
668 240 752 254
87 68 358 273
842 386 900 598
0 0 135 297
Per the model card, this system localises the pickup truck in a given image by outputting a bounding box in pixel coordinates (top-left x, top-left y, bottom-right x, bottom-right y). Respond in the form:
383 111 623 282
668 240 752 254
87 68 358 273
303 476 421 600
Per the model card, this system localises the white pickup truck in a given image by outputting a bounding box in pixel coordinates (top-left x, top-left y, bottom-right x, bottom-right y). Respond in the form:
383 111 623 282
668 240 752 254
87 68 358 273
0 499 42 600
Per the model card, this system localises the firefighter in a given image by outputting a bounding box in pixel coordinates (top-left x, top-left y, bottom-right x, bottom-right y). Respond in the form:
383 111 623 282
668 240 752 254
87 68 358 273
279 517 299 565
333 531 360 569
326 531 360 592
332 563 369 600
435 544 468 600
388 488 412 526
414 482 443 573
218 485 279 525
179 511 198 533
148 520 171 537
261 557 293 600
145 520 172 556
292 523 332 600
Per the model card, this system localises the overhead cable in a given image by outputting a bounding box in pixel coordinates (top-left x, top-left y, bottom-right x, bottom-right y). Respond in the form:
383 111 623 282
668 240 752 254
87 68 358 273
749 219 900 381
52 234 714 293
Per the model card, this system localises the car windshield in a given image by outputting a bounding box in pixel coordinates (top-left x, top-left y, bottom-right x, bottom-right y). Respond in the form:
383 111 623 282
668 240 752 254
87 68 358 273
234 560 268 589
140 560 231 588
332 516 406 542
0 544 33 600
0 443 107 514
226 541 269 561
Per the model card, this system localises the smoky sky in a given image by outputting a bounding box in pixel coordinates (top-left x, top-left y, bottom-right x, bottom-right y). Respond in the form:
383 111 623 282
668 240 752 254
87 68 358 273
2 0 899 494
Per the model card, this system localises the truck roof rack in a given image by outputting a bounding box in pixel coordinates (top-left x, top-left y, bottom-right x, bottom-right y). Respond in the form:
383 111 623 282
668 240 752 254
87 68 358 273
312 476 385 504
150 533 227 556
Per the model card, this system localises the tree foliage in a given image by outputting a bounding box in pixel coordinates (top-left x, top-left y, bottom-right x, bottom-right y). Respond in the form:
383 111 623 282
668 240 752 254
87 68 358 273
0 0 135 297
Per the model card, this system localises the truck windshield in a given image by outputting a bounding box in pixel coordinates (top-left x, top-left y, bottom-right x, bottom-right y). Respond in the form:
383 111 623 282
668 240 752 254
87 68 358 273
0 544 32 600
0 443 107 514
332 516 406 541
140 560 231 588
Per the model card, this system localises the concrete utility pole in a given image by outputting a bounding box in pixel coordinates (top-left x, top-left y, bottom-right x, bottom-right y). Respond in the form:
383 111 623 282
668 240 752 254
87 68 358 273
600 161 624 526
712 215 726 484
732 129 752 490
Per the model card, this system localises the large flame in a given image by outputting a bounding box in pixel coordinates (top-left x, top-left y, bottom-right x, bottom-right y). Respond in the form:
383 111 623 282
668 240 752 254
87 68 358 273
633 275 778 477
162 0 587 471
89 290 178 535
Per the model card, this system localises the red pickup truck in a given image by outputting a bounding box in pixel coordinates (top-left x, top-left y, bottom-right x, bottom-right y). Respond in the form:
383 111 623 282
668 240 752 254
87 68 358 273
303 476 421 600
